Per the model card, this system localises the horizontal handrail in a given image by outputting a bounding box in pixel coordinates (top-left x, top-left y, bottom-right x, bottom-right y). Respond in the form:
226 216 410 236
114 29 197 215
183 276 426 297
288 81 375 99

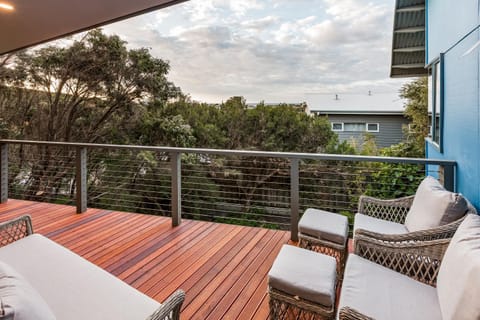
0 139 457 166
0 139 457 241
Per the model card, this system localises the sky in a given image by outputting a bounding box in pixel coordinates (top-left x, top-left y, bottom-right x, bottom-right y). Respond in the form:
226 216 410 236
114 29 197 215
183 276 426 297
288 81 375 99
101 0 407 104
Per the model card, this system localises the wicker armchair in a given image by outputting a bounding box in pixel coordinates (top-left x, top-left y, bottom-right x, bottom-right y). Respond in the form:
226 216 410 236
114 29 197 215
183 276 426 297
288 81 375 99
338 234 451 320
355 194 476 242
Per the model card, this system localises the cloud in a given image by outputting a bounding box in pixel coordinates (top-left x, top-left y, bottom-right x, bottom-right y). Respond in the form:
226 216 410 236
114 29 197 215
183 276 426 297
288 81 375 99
102 0 404 103
241 16 279 31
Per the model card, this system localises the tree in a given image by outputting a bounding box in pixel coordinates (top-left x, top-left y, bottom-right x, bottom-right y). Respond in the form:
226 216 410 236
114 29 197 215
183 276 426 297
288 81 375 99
1 29 180 143
0 29 181 201
400 77 428 157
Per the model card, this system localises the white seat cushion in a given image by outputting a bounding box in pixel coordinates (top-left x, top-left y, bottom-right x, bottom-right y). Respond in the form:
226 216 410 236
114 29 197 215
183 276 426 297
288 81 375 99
0 234 160 320
268 245 336 307
299 208 349 245
437 214 480 320
338 254 441 320
353 213 408 236
404 176 468 232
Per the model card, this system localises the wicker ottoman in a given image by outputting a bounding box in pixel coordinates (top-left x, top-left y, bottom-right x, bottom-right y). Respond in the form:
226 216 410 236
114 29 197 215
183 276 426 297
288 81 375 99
298 208 349 278
268 245 337 320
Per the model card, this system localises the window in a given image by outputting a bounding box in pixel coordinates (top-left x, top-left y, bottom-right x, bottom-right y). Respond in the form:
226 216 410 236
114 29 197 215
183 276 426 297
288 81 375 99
344 123 366 132
366 123 379 132
428 54 444 150
331 122 343 131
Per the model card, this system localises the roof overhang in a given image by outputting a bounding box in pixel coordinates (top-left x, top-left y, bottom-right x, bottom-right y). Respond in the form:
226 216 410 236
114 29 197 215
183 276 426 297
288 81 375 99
0 0 187 55
390 0 428 78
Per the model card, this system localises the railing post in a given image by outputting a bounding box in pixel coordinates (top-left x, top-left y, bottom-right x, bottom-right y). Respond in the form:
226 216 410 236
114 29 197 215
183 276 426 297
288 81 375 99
0 143 7 203
440 164 455 192
171 152 181 227
75 147 87 213
290 158 299 242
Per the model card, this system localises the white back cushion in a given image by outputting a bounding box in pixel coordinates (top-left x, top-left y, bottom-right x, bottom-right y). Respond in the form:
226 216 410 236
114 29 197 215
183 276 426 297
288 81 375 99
404 176 468 232
0 260 56 320
437 214 480 320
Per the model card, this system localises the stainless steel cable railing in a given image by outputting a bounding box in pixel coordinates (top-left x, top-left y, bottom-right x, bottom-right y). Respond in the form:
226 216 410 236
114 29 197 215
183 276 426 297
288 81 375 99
0 140 456 241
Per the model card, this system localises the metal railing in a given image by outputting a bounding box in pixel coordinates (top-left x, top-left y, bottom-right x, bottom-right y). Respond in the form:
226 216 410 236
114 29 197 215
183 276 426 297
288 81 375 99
0 139 456 241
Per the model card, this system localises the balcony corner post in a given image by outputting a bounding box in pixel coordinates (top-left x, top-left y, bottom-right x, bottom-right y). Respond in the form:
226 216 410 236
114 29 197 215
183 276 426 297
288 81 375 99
171 152 182 227
290 158 300 242
0 143 8 203
76 147 87 213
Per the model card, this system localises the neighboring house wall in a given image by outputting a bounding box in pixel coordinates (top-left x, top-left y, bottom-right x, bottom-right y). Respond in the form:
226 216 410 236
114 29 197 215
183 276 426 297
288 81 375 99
426 0 480 207
317 114 408 149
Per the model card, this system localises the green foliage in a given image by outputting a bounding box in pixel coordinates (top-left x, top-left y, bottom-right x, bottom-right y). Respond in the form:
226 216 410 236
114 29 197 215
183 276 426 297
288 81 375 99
364 142 424 199
400 77 428 157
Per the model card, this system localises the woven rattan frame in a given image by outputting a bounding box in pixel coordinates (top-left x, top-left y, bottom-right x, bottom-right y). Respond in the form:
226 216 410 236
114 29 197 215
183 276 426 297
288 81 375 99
269 287 335 320
298 235 347 279
357 195 414 224
0 215 33 247
145 290 185 320
338 307 374 320
354 234 450 287
356 196 477 243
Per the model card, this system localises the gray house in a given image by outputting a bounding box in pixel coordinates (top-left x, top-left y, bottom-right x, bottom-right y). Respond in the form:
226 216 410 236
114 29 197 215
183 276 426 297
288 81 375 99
307 93 409 149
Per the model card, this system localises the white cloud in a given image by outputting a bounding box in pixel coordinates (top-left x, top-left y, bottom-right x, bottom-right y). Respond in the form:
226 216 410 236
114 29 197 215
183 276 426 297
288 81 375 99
102 0 404 103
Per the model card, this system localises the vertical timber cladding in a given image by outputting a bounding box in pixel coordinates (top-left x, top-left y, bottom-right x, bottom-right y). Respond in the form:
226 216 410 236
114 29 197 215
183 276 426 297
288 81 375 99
328 114 409 148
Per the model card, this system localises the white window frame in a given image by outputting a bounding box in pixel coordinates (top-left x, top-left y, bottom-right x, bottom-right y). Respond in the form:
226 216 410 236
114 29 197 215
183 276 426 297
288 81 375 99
366 123 379 132
331 122 344 132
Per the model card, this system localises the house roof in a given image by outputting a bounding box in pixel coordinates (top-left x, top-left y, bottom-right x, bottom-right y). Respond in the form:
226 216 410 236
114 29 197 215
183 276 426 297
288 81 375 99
306 92 406 115
0 0 186 55
390 0 428 78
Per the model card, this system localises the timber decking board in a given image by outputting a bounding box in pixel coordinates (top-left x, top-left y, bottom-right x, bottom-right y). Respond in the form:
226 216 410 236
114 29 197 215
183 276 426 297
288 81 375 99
0 199 289 320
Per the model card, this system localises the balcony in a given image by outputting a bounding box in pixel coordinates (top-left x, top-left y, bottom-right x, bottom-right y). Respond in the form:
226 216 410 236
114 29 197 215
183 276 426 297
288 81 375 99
0 140 456 319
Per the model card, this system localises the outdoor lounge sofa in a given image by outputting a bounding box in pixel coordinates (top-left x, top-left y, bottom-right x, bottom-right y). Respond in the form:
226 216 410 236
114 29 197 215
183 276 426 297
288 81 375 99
0 215 184 320
338 212 480 319
354 176 476 243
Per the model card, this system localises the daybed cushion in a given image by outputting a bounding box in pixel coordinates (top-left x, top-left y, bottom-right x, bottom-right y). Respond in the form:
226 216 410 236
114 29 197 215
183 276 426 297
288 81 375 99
437 214 480 320
404 176 468 232
0 234 161 320
0 261 56 320
268 245 336 307
353 213 408 236
337 254 441 320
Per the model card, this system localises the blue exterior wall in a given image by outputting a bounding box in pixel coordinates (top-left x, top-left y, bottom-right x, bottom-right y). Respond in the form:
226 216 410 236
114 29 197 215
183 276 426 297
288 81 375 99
427 0 478 63
426 0 480 207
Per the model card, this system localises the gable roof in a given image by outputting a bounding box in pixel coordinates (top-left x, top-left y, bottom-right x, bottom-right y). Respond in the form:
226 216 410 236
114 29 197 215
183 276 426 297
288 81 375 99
0 0 186 55
390 0 428 78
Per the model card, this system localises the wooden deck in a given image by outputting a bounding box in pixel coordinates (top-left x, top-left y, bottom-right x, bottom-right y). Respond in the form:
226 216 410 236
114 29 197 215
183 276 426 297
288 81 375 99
0 199 290 320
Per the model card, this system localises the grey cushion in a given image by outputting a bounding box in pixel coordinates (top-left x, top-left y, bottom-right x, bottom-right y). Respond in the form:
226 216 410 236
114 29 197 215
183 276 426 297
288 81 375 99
338 254 441 320
268 245 336 307
353 213 408 236
0 234 161 320
437 214 480 320
405 176 468 232
0 261 56 320
299 208 349 245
